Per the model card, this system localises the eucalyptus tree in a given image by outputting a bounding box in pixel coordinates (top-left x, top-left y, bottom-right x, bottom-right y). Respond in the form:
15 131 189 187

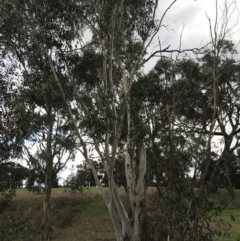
20 70 77 240
131 34 240 238
177 40 240 200
38 1 199 240
57 1 189 240
0 51 25 163
131 56 202 190
0 0 200 240
0 1 82 240
17 53 77 241
131 55 221 241
25 149 66 192
0 39 28 216
198 40 240 199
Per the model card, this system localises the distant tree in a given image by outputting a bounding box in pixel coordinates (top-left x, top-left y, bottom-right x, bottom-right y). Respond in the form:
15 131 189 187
26 155 60 193
0 162 28 189
0 162 28 214
66 161 108 188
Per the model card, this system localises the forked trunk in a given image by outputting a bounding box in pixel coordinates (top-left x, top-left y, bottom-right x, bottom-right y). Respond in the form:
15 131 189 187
131 142 147 241
125 141 147 241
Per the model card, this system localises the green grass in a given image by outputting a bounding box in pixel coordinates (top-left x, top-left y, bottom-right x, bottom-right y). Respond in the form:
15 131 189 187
6 188 240 241
207 189 240 241
213 208 240 241
80 196 108 215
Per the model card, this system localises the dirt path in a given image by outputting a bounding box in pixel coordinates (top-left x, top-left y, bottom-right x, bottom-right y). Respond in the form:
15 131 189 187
53 214 116 241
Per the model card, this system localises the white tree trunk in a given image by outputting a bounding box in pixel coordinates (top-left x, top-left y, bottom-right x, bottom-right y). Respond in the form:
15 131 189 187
131 143 147 241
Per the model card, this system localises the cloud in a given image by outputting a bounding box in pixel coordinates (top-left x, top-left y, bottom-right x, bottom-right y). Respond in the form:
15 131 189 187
164 2 203 25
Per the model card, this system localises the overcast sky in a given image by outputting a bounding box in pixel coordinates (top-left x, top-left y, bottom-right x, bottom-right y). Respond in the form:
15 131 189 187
145 0 240 72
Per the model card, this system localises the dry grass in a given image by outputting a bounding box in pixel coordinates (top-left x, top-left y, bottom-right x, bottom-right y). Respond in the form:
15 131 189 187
1 188 240 241
0 188 103 240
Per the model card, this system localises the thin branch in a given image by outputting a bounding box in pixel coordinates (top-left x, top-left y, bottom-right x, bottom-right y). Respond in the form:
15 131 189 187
142 46 202 65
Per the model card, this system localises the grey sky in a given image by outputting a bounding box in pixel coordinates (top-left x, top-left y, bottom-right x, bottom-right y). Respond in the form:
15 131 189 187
144 0 240 72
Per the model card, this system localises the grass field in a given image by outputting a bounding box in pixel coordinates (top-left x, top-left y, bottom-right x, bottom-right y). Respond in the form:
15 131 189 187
213 190 240 241
1 188 240 240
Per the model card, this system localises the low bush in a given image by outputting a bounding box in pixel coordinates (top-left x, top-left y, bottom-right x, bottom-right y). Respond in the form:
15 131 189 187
146 180 231 241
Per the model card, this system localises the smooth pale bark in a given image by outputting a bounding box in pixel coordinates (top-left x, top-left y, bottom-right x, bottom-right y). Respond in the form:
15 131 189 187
131 142 147 241
125 151 133 204
41 108 53 241
112 190 131 238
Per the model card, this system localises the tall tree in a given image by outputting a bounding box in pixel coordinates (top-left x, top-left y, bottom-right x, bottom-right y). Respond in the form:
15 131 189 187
0 1 82 240
45 1 199 240
0 1 203 241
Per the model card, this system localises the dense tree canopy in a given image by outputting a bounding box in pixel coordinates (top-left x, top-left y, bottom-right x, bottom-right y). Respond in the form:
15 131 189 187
1 0 240 241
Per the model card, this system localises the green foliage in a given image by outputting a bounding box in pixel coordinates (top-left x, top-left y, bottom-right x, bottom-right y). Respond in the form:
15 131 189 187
147 181 230 241
0 162 28 189
64 174 84 194
0 215 39 241
0 162 28 214
0 189 15 215
64 161 109 192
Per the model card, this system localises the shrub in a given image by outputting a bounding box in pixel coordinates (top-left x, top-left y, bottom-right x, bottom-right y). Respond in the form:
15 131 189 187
146 179 230 241
0 214 40 241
